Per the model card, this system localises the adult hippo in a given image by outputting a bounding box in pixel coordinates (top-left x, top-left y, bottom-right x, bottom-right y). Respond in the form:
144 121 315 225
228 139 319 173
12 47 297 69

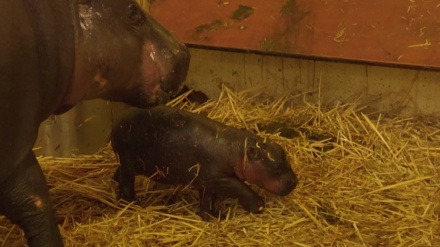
0 0 190 246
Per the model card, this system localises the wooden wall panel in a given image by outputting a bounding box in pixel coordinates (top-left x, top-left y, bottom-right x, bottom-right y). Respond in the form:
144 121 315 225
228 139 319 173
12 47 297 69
242 53 262 89
34 101 115 156
367 67 440 116
415 71 440 116
186 48 440 117
186 49 245 95
367 67 420 116
35 114 77 157
314 61 368 104
282 58 316 103
35 48 440 156
261 56 285 95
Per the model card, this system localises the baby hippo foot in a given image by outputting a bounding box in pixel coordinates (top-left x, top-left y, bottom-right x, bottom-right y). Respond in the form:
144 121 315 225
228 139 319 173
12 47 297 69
240 195 265 214
198 190 225 221
198 209 225 221
113 167 136 202
164 194 179 205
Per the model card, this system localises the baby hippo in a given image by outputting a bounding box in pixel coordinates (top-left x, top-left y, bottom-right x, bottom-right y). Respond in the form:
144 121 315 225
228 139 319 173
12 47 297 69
111 105 297 220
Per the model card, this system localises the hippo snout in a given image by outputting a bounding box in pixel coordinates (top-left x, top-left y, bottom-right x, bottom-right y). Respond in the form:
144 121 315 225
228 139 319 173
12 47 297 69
278 173 298 196
160 43 190 98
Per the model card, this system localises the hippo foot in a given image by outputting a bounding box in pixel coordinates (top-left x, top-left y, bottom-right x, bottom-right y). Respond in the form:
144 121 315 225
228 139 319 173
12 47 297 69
113 167 121 183
117 192 136 203
114 167 136 202
116 185 136 202
198 209 224 221
240 196 265 214
164 194 178 205
0 153 63 246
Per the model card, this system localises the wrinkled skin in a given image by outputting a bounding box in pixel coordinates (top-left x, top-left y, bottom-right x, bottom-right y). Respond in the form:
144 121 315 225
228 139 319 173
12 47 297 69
0 0 189 246
112 105 297 221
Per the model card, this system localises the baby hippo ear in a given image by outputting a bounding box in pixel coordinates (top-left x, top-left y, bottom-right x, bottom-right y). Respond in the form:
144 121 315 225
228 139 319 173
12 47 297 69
246 146 262 161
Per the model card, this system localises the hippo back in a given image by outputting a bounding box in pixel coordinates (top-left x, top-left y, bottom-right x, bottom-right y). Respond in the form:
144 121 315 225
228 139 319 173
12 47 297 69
111 105 248 184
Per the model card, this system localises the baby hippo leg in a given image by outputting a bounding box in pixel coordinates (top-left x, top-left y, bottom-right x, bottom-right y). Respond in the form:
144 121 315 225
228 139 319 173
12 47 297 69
114 166 136 202
203 178 265 214
197 190 221 221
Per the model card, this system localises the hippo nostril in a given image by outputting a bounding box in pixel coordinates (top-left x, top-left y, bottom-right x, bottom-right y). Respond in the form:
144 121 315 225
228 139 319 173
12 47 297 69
291 174 298 187
177 43 190 64
159 45 190 98
176 41 189 53
290 177 297 189
177 49 190 71
280 175 297 195
274 177 297 196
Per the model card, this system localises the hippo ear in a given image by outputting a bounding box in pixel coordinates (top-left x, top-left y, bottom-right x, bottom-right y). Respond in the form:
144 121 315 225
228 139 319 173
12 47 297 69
247 146 262 161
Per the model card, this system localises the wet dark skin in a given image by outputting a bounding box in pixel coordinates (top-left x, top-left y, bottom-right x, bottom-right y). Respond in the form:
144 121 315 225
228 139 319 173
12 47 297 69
112 105 298 221
0 0 189 246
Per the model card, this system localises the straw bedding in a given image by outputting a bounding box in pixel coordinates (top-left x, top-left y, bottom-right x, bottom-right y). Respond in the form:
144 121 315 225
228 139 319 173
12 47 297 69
1 86 439 246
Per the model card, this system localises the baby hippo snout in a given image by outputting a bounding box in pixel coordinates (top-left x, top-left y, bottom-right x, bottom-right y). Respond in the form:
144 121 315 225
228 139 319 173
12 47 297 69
278 172 298 196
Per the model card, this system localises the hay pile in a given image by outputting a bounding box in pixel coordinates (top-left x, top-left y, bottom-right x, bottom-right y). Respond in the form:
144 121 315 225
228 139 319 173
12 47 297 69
1 87 439 246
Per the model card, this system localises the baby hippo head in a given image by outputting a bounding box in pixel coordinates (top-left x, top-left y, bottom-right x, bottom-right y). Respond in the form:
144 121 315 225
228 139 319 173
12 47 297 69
242 138 297 196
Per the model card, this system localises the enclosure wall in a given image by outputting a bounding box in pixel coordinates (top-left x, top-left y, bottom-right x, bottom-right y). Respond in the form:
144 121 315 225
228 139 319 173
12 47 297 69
34 48 440 157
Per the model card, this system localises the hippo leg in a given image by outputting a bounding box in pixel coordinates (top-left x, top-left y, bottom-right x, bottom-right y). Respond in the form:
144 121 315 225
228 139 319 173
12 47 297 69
0 152 63 247
114 166 135 202
204 178 265 214
197 189 221 221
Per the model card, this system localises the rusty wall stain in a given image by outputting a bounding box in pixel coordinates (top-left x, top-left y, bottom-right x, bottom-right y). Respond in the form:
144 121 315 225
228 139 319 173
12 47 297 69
151 0 440 69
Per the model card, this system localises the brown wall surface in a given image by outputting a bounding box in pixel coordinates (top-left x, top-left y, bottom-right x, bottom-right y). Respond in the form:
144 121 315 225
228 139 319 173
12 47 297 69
34 48 440 157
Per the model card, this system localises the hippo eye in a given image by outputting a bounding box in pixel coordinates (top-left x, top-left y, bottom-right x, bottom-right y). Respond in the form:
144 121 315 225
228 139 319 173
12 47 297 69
128 3 146 26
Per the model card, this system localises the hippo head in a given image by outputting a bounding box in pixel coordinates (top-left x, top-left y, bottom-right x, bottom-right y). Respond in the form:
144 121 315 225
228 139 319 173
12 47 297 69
60 0 190 111
241 138 297 196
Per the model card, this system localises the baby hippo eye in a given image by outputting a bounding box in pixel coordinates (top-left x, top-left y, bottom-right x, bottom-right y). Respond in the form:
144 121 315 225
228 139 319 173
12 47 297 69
128 3 146 26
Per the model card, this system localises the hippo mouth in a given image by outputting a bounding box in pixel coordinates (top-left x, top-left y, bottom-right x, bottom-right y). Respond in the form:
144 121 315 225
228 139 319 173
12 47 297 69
259 172 298 196
277 176 297 196
119 84 171 108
